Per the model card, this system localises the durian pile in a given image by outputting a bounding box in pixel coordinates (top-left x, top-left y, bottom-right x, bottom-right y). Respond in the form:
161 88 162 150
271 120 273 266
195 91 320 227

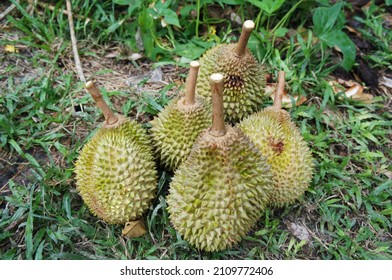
74 20 314 251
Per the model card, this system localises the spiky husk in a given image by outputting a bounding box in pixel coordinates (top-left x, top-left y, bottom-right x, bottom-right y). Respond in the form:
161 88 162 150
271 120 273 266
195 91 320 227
197 44 267 123
74 120 157 224
238 108 314 207
150 95 211 171
167 126 272 251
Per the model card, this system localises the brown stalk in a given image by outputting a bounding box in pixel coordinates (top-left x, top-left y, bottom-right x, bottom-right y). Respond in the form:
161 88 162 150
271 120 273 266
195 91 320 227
184 61 200 106
209 73 226 137
234 20 255 57
274 71 286 110
0 1 17 22
66 0 85 83
85 81 118 125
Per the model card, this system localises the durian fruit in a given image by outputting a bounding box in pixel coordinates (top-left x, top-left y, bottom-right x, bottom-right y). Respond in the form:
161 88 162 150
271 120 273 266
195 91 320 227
150 61 211 171
196 20 267 123
167 73 272 252
238 71 314 207
74 81 157 225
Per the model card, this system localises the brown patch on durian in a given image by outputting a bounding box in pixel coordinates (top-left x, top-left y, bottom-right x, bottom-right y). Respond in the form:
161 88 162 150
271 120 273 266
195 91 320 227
268 136 285 155
226 75 245 91
196 20 267 122
238 71 314 207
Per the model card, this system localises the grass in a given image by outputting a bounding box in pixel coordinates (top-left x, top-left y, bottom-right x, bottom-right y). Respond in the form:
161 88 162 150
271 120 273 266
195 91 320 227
0 0 391 260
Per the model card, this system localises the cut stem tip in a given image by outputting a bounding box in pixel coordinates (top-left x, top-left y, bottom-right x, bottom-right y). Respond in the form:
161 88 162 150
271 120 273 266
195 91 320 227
85 80 118 125
185 60 200 106
209 73 226 137
234 20 255 57
274 71 286 110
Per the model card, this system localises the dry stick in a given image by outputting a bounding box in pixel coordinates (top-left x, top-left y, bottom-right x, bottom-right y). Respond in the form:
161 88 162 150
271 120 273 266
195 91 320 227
0 2 17 22
184 61 200 106
85 81 118 125
209 73 226 137
234 20 255 57
66 0 85 83
274 71 286 110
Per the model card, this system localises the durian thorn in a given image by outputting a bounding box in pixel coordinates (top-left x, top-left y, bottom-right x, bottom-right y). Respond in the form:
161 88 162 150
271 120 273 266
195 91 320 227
85 80 119 126
184 61 200 106
209 73 226 137
274 71 286 110
234 20 255 57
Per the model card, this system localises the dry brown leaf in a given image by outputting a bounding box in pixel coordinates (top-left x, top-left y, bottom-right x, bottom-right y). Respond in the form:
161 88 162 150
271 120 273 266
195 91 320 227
265 83 276 95
285 221 312 242
346 85 373 103
382 13 392 28
121 220 147 238
329 80 373 104
346 25 362 36
337 78 358 88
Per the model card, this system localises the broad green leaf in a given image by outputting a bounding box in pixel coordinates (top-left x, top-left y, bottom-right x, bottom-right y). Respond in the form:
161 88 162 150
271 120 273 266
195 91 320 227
113 0 143 15
174 40 211 60
313 2 344 35
113 0 133 4
217 0 243 5
105 19 125 34
161 8 181 28
247 0 286 15
138 9 155 59
128 3 142 16
321 30 356 70
275 27 288 37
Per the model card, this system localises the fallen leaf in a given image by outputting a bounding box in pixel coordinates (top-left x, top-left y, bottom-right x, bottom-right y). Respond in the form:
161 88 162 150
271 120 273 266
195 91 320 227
285 221 312 242
347 86 373 103
128 53 143 61
122 220 147 238
5 45 18 53
382 13 392 29
329 80 373 104
337 78 358 88
380 76 392 88
346 25 362 36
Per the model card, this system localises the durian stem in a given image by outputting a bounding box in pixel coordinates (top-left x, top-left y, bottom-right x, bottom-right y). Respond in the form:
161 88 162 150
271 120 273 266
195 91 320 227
85 80 118 125
209 73 226 137
185 61 200 106
274 71 286 110
234 20 255 57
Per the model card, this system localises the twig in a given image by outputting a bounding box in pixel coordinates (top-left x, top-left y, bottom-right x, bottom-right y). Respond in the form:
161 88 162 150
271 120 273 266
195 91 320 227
0 1 18 22
66 0 85 83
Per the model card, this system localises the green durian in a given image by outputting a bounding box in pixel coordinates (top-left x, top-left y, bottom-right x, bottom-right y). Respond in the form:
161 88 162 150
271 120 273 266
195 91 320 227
74 81 157 225
196 20 267 123
238 71 314 207
150 61 211 171
167 73 272 252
